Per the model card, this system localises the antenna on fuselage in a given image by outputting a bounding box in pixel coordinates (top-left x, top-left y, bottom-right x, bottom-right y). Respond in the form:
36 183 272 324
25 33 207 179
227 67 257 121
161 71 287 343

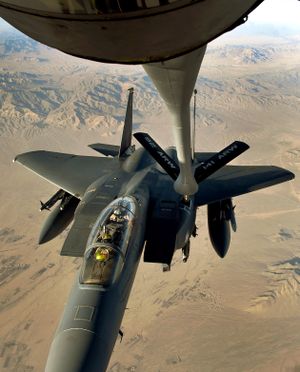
191 89 197 162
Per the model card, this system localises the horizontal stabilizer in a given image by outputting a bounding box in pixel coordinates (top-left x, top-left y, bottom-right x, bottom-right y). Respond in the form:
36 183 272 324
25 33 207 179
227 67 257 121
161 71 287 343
88 143 120 157
134 132 180 180
194 141 249 183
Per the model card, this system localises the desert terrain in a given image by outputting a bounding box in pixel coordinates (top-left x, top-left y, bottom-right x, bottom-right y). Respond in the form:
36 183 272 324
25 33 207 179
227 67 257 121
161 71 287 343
0 28 300 372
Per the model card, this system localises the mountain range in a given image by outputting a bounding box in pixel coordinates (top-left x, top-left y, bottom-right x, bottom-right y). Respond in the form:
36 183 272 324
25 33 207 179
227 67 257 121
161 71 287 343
1 31 299 137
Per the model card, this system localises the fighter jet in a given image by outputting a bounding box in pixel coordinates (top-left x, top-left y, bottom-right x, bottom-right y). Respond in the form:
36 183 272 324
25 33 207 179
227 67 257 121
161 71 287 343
15 89 294 372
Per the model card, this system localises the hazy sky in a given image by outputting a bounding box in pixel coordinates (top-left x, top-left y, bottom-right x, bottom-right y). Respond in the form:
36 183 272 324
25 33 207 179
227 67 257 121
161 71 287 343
249 0 300 26
0 0 299 30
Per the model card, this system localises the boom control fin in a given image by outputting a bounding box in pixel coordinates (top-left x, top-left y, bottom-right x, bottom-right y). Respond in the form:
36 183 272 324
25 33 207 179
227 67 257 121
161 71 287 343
194 141 249 183
134 132 180 180
134 133 249 192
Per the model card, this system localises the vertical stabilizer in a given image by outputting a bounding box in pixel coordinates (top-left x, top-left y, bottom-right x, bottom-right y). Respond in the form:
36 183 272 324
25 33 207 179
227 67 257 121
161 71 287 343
119 88 134 158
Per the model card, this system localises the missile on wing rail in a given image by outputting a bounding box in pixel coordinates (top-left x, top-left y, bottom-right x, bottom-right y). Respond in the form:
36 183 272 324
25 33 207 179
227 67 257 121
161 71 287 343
0 0 264 63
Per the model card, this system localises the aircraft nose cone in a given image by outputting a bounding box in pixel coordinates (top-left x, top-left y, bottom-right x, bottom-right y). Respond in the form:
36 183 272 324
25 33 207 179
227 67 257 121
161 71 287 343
45 329 108 372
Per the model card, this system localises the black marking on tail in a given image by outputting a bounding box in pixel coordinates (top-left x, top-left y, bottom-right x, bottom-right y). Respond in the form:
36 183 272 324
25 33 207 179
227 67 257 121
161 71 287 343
194 141 249 183
134 132 180 180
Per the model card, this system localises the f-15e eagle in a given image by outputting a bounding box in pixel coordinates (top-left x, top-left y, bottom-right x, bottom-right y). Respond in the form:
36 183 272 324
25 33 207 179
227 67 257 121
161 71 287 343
15 89 294 372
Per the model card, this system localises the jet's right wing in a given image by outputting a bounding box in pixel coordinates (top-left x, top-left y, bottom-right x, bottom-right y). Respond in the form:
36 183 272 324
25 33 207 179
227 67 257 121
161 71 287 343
196 165 294 206
15 150 118 198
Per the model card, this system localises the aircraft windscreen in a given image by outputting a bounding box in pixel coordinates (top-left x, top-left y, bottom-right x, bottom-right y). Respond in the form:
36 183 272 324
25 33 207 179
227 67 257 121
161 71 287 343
80 197 136 287
2 0 182 14
80 244 124 287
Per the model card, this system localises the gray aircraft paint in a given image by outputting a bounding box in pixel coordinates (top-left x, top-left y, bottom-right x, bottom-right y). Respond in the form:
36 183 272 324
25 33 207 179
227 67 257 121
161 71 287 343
45 193 149 372
15 90 294 371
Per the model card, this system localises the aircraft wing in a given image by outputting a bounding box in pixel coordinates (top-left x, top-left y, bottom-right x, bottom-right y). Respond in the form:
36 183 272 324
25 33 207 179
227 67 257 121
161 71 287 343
14 150 118 198
196 165 294 206
194 152 218 162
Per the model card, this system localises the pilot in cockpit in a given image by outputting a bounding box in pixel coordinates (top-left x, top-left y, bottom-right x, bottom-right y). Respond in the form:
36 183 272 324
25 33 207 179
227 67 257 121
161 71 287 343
96 226 112 243
94 247 110 263
110 208 125 223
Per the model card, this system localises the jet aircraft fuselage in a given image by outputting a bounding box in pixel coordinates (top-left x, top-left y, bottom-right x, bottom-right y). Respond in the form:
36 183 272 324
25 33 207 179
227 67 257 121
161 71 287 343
44 148 198 372
45 192 148 372
14 89 294 371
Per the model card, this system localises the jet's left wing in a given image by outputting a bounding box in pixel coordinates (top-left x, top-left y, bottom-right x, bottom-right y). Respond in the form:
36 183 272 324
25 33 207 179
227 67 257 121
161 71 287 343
196 165 294 206
15 151 118 198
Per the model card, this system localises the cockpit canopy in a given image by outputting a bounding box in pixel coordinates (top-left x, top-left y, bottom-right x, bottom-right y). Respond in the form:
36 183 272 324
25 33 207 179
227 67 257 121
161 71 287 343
80 196 137 288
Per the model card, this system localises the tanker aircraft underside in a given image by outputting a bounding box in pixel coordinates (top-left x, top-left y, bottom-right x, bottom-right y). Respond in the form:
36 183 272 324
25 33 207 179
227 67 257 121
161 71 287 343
15 90 294 372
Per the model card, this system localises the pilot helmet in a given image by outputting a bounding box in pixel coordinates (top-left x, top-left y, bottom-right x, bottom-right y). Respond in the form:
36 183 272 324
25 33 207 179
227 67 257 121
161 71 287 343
114 208 122 216
110 208 123 221
94 247 110 262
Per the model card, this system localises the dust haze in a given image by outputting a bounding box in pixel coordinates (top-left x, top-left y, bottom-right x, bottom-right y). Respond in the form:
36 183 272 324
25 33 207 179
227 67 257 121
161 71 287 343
0 29 300 372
